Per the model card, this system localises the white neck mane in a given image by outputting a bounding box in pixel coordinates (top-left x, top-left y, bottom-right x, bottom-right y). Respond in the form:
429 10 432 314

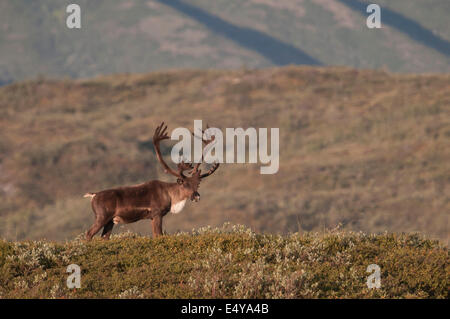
170 199 187 214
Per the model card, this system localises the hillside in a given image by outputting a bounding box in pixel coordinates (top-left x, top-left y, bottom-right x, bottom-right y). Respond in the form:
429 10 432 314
1 0 450 84
0 66 449 243
0 225 448 298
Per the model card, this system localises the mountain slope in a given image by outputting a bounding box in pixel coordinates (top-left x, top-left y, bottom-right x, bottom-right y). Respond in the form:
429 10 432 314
1 0 449 84
0 66 448 243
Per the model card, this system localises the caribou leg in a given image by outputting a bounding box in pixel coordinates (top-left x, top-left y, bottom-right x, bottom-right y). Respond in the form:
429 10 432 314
101 220 114 239
86 221 104 240
151 215 163 238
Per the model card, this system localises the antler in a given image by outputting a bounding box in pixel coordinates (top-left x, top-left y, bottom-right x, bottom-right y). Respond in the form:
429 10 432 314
200 162 220 178
152 122 184 178
191 124 220 179
177 161 193 178
153 122 220 180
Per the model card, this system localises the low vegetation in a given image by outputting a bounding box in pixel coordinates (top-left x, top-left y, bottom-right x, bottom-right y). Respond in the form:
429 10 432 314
0 224 448 298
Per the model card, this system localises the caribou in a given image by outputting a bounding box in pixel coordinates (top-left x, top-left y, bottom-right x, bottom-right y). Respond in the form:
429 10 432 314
83 122 219 240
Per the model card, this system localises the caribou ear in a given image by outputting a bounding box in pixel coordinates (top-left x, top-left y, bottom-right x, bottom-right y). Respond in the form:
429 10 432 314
177 178 184 185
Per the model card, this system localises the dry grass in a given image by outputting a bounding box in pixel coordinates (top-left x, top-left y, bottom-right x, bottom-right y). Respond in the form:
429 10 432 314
0 66 448 244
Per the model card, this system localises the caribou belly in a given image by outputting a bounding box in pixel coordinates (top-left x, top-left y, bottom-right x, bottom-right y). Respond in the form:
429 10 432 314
170 199 187 214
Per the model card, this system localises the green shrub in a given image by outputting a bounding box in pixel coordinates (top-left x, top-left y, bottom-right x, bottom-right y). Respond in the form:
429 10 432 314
0 224 447 299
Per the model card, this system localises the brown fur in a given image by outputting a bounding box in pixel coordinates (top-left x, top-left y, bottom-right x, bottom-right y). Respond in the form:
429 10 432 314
84 122 218 240
85 180 199 240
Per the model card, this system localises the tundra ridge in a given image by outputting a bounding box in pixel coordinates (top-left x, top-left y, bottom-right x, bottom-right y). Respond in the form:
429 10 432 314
0 224 448 299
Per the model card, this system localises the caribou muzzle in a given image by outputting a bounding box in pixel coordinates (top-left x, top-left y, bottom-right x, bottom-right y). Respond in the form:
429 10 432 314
191 191 200 202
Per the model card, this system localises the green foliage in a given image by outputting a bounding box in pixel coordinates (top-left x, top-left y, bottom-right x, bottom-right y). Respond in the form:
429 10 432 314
0 225 448 299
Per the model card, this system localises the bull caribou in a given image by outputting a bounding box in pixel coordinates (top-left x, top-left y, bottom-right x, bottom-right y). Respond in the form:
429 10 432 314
83 122 219 240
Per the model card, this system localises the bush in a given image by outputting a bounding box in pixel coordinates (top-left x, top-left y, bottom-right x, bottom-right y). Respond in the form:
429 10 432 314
0 224 447 299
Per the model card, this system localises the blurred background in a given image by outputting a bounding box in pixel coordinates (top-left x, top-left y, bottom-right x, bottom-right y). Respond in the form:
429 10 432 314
0 0 448 243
